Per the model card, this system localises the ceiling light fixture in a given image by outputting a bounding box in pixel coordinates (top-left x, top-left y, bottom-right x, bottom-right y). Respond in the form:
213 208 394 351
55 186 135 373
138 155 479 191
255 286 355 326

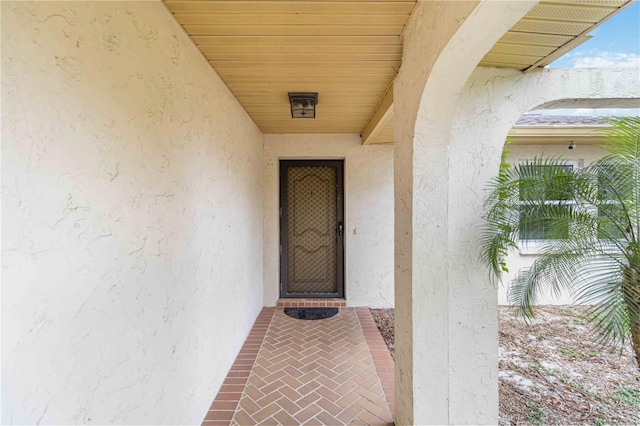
288 92 318 119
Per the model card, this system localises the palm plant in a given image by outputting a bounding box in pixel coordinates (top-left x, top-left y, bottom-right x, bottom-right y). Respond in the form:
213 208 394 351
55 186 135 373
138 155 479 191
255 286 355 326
481 117 640 369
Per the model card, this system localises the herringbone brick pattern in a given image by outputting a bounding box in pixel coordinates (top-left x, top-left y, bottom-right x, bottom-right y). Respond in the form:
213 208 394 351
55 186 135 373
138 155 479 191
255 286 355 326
203 308 275 425
231 308 393 426
355 308 395 416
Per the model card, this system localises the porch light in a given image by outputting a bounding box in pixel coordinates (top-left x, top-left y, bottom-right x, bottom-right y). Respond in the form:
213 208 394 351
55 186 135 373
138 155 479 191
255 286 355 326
288 92 318 119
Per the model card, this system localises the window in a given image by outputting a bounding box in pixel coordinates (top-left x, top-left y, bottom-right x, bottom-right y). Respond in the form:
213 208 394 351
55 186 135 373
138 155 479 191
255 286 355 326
518 162 577 245
597 203 626 240
516 160 626 253
596 170 626 240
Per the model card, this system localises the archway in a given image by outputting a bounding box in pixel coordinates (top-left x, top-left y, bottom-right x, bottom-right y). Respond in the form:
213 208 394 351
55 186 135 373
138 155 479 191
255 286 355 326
393 1 537 424
394 1 640 422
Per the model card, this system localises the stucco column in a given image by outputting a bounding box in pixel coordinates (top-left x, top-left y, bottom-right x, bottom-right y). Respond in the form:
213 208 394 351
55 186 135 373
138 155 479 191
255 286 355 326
393 2 537 424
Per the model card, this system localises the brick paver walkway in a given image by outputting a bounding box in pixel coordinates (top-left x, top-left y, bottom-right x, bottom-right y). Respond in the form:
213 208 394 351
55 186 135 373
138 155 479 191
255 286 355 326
202 307 395 425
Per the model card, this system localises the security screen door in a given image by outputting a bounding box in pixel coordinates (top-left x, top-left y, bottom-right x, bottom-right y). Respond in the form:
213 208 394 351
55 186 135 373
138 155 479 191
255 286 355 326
280 160 344 298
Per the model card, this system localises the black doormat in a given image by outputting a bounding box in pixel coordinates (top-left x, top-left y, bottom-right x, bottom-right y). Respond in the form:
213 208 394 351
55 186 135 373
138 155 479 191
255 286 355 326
284 307 339 320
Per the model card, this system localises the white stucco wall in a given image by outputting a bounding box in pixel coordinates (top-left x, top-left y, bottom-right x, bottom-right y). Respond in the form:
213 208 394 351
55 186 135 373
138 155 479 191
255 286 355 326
2 2 264 424
393 2 537 424
263 134 394 308
499 143 609 305
452 65 639 312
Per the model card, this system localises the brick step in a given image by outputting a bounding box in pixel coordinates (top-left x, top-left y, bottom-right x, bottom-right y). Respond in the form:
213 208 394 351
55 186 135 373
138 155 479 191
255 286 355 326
277 299 346 308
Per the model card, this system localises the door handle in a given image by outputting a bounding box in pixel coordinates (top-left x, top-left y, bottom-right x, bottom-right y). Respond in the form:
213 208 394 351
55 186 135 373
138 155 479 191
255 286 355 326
338 222 344 236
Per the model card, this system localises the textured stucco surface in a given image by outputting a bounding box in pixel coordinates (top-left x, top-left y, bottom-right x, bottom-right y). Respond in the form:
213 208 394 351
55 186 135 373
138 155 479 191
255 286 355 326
393 1 537 424
263 134 394 308
2 2 264 424
442 65 639 424
469 67 640 117
463 66 639 307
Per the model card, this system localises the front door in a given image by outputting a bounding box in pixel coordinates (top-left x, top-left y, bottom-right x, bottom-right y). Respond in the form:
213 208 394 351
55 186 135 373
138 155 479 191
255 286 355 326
280 160 344 298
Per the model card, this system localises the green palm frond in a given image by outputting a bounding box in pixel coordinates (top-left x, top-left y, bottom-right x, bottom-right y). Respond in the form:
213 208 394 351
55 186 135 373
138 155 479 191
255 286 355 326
603 117 640 161
508 253 582 318
602 117 640 248
570 258 628 346
481 117 640 366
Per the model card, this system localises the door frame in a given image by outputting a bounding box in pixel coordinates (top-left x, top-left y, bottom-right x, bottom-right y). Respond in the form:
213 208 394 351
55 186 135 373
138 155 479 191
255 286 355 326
279 159 345 299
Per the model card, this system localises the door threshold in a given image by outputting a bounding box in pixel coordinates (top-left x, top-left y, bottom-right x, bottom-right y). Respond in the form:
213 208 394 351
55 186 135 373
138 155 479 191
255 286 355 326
277 299 346 308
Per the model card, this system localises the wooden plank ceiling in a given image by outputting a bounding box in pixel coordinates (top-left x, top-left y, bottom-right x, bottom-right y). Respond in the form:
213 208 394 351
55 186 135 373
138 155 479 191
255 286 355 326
480 0 633 70
164 0 415 135
163 0 632 141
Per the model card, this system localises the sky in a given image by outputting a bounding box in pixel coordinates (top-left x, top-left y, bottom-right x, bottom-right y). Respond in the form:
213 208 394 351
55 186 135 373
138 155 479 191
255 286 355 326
530 1 640 116
549 1 640 69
